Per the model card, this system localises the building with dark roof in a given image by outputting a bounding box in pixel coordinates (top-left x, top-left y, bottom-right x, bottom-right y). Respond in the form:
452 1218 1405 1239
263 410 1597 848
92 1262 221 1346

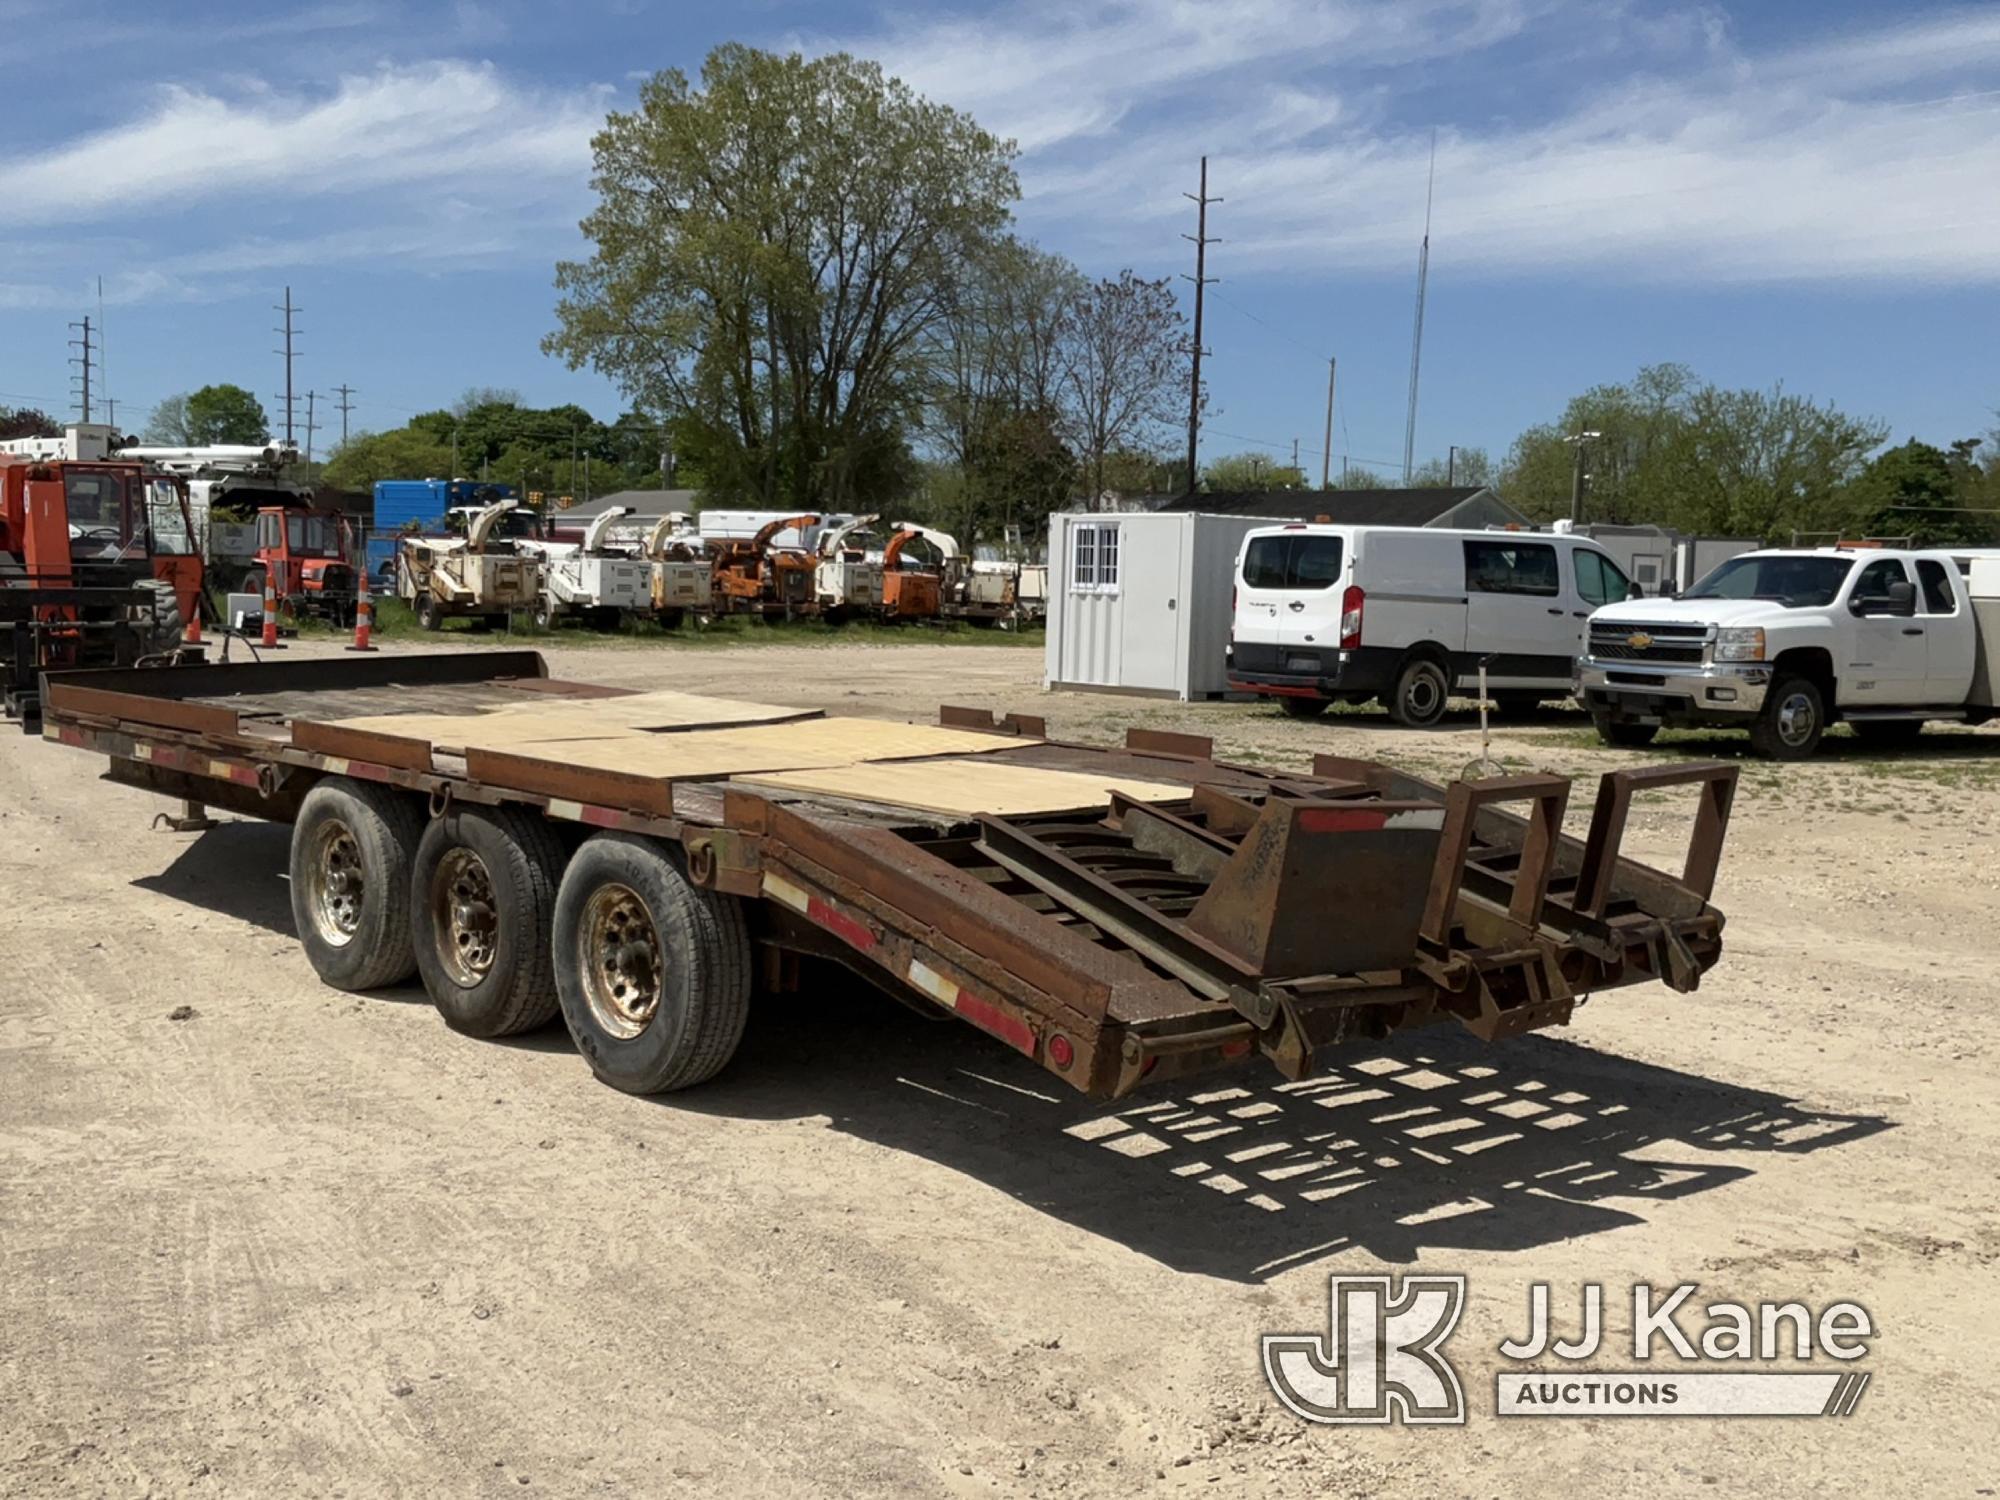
1152 485 1526 529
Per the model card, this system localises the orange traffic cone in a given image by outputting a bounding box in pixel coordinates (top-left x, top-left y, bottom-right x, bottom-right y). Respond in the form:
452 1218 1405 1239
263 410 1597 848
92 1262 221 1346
259 572 285 650
346 569 377 652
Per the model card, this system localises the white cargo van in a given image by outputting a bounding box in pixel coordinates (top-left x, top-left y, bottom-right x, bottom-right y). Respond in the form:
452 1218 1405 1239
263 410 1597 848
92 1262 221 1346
1227 524 1633 725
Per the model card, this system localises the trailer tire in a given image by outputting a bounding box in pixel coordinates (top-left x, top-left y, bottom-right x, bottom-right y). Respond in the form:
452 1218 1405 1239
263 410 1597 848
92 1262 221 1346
290 779 423 991
411 806 565 1037
414 594 442 631
552 834 752 1094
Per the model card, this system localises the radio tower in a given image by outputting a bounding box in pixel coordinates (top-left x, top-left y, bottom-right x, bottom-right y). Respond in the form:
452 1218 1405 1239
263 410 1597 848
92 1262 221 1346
1402 132 1436 486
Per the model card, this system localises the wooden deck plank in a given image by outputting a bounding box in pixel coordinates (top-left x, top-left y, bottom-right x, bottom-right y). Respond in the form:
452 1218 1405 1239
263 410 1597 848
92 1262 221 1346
734 758 1192 817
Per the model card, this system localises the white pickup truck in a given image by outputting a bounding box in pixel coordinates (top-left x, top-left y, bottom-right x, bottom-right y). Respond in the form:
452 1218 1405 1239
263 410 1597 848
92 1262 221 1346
1577 547 2000 758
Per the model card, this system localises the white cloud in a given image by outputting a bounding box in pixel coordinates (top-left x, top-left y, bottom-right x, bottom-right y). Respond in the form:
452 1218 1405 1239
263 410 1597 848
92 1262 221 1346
843 0 2000 284
0 61 601 229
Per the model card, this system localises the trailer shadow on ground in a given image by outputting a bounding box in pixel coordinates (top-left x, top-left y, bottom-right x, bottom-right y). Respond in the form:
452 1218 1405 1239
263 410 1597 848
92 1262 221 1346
682 981 1893 1283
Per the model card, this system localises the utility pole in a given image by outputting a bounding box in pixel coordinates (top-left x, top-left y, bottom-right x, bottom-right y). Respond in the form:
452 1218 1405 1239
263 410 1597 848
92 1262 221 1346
1290 437 1299 477
68 315 96 422
1448 445 1457 485
334 383 356 448
1320 357 1337 489
1567 430 1601 524
273 286 301 445
1181 155 1219 500
304 390 319 464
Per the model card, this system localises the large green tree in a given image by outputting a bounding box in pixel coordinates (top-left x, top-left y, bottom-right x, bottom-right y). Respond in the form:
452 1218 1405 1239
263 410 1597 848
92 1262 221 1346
546 45 1020 514
1500 365 1886 539
1202 452 1304 492
0 405 59 441
185 384 270 445
321 428 458 494
1839 439 2000 547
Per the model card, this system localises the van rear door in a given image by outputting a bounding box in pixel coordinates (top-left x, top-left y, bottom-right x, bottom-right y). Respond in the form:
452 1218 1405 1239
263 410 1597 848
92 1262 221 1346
1234 529 1347 670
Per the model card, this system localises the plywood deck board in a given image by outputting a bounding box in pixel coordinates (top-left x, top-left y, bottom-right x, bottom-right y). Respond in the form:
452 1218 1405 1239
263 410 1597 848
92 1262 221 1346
537 719 1022 778
734 758 1192 817
483 688 820 731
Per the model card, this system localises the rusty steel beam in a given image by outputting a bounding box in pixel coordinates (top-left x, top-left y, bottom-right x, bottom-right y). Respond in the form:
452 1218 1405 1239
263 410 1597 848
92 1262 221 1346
1573 762 1738 918
1419 773 1571 946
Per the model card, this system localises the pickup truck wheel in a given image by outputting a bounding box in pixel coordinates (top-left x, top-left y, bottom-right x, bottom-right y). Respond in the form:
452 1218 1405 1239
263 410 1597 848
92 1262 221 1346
411 807 564 1037
290 779 423 991
1388 657 1450 728
553 834 751 1094
1750 676 1826 759
1590 710 1658 748
414 594 441 631
1278 695 1329 720
1851 720 1924 748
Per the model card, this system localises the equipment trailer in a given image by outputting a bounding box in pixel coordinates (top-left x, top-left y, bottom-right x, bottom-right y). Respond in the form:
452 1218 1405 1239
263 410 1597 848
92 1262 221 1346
30 652 1739 1099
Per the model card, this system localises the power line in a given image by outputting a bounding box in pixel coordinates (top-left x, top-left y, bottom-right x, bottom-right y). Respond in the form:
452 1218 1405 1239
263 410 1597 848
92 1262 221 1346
1182 154 1219 498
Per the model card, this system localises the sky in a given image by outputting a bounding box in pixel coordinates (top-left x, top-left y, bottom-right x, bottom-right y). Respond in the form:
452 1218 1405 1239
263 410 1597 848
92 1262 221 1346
2 0 1997 478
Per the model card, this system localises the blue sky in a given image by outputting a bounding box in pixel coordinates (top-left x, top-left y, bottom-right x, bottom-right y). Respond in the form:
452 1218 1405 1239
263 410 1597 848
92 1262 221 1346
3 0 1997 476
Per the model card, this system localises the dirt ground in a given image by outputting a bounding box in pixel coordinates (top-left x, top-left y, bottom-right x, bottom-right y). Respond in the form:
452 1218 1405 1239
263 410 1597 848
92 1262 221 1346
3 635 1996 1498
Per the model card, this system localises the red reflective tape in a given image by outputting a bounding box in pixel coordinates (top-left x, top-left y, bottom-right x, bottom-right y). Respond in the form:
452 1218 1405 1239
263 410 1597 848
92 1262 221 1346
808 896 877 952
1296 806 1390 834
953 989 1036 1056
580 804 624 828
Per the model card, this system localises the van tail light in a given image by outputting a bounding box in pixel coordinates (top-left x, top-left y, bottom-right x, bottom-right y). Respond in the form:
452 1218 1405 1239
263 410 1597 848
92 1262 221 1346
1339 585 1364 650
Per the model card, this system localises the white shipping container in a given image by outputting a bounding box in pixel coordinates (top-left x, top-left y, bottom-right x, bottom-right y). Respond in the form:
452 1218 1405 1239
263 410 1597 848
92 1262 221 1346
1044 511 1266 700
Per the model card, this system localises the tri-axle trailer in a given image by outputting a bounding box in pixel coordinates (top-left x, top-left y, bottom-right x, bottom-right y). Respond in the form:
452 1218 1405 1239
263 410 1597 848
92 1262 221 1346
28 652 1739 1099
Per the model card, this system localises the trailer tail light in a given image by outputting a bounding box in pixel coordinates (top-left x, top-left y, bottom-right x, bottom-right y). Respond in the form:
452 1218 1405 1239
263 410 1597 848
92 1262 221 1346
1047 1033 1074 1070
1339 585 1364 650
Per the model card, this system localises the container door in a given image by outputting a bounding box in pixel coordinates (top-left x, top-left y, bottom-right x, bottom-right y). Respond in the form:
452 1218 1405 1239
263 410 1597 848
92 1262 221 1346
1461 537 1571 684
1056 519 1124 686
1116 520 1184 692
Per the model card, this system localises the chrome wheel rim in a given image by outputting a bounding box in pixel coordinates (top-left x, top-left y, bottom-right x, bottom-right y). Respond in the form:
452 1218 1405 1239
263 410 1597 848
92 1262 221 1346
432 847 499 987
307 819 364 946
1777 690 1818 748
579 884 664 1039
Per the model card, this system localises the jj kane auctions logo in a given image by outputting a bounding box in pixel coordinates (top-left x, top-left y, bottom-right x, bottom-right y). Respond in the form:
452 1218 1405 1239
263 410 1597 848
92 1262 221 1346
1263 1276 1875 1423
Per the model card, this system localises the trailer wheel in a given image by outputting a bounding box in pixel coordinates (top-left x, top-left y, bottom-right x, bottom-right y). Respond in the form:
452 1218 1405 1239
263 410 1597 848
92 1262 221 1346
552 834 751 1094
1388 655 1450 728
414 594 442 631
531 600 555 631
290 779 423 991
411 806 564 1037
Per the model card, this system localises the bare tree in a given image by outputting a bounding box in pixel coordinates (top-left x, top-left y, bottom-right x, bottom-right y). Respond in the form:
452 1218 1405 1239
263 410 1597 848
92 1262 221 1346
1056 272 1188 509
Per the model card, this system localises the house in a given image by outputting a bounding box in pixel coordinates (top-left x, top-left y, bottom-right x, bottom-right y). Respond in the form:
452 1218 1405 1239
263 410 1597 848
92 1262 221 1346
1153 485 1528 529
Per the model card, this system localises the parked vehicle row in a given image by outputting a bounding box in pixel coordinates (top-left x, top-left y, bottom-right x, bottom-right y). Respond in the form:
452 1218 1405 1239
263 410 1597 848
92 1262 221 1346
1228 522 2000 758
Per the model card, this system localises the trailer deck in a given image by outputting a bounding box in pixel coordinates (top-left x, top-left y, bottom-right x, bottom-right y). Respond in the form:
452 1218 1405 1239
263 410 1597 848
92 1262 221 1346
32 651 1740 1099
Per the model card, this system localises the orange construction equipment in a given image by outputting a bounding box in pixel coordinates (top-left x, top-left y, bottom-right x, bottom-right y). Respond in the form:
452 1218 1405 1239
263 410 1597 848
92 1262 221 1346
711 514 821 615
881 527 944 620
1 428 207 724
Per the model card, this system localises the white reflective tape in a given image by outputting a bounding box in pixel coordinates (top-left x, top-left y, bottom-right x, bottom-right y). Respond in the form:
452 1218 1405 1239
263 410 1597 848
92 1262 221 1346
764 873 811 914
906 959 959 1007
547 798 584 821
1384 809 1446 830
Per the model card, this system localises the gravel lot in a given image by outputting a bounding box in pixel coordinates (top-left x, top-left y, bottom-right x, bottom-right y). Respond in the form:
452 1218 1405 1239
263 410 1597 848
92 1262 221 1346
3 635 1996 1498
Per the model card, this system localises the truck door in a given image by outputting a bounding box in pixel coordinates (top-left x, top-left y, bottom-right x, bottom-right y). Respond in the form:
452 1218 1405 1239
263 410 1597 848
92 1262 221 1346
1914 557 1976 704
1572 548 1634 655
1462 537 1571 685
1842 557 1927 704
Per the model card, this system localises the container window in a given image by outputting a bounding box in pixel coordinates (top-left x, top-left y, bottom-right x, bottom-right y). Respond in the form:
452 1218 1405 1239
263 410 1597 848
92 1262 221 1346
1070 522 1120 592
